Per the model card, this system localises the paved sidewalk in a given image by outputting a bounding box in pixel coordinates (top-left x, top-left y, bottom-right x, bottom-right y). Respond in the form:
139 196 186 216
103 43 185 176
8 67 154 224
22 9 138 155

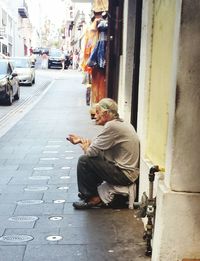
0 70 150 261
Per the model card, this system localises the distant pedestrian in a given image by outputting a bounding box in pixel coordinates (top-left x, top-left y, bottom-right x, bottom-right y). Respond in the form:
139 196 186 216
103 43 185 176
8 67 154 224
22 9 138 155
30 53 36 66
73 50 79 70
61 50 65 71
41 52 48 69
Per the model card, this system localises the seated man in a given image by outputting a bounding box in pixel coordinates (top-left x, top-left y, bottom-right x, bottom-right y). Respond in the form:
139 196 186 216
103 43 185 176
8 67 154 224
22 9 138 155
67 98 140 209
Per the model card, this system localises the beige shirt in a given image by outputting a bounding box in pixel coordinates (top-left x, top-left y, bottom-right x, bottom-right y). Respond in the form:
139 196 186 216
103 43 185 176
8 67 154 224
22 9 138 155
86 119 140 182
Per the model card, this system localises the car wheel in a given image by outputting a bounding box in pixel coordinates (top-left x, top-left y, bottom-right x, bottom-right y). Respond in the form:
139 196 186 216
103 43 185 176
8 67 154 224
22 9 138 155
6 89 13 105
14 87 20 100
32 77 35 84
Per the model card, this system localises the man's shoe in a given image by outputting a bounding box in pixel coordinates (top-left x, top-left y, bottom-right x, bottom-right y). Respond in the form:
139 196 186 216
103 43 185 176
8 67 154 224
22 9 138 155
72 200 105 210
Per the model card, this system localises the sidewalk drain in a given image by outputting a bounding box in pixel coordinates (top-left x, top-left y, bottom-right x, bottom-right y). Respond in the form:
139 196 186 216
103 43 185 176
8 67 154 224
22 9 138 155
17 200 44 205
24 186 48 191
53 199 66 204
0 235 33 243
43 151 58 154
57 186 69 190
40 157 59 161
29 176 50 180
48 140 63 143
33 167 53 171
9 216 39 222
45 145 60 148
60 176 70 179
61 166 71 170
49 216 63 221
65 157 74 160
46 235 62 241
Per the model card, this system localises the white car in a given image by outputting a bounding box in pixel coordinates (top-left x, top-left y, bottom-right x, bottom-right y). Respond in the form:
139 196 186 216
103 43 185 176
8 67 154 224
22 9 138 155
11 57 35 86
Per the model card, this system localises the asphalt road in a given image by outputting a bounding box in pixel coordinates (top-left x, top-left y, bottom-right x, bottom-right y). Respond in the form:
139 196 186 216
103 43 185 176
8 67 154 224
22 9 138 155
0 69 77 138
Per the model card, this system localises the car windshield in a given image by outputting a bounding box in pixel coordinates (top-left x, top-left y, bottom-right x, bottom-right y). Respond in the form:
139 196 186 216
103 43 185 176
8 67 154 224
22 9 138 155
49 50 62 57
11 58 30 68
0 61 7 74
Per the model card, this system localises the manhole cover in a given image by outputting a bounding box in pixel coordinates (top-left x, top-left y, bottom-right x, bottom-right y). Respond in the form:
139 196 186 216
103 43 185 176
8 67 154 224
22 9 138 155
60 176 70 179
24 186 48 191
0 235 33 243
33 167 53 171
61 166 71 170
53 199 66 204
46 235 62 241
49 216 63 221
17 200 44 205
57 186 69 190
40 158 59 161
65 157 74 160
29 176 50 180
9 216 39 222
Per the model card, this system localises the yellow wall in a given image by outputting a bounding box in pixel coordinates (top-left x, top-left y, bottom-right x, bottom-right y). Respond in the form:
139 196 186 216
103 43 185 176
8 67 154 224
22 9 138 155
145 0 176 166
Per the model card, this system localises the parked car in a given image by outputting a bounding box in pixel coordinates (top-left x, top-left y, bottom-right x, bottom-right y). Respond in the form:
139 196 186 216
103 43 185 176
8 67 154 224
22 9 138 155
48 49 70 69
32 47 49 55
11 57 35 86
0 59 20 105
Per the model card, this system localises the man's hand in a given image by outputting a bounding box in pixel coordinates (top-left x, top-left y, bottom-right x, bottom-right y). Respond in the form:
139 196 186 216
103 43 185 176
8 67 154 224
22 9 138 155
80 138 91 153
66 134 81 145
66 134 91 153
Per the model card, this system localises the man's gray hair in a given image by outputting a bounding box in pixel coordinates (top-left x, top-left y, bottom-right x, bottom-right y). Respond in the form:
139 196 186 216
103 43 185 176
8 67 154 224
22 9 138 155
98 98 119 118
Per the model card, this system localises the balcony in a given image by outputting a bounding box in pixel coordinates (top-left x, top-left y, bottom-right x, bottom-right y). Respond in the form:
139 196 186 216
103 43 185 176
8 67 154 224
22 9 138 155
18 7 28 18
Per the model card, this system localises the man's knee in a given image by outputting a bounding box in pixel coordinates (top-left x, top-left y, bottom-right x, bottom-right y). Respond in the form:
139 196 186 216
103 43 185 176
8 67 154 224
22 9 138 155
78 155 89 164
77 155 94 181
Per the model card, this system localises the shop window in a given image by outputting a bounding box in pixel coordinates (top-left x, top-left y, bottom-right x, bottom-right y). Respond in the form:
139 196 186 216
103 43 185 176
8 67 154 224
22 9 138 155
2 43 7 55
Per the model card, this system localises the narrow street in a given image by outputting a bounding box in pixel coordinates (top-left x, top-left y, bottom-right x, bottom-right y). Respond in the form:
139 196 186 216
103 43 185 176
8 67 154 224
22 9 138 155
0 69 52 138
0 69 149 261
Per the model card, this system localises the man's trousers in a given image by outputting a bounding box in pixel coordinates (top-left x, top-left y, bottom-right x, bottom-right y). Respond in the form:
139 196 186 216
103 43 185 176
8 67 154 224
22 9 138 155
77 155 133 199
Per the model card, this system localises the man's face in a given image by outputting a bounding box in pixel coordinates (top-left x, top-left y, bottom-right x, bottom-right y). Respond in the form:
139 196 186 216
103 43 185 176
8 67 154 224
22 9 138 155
95 106 108 125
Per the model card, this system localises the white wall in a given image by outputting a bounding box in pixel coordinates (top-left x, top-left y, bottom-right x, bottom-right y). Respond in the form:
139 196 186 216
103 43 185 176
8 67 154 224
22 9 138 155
138 0 200 260
118 0 135 123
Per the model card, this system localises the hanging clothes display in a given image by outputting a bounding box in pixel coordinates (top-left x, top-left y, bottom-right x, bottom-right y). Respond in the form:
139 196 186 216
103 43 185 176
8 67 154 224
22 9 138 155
87 17 108 69
87 13 108 113
80 17 99 106
80 18 99 74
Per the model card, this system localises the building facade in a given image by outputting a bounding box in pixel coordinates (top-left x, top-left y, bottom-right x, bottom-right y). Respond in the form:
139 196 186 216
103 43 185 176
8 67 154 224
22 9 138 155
0 0 41 57
107 0 200 260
